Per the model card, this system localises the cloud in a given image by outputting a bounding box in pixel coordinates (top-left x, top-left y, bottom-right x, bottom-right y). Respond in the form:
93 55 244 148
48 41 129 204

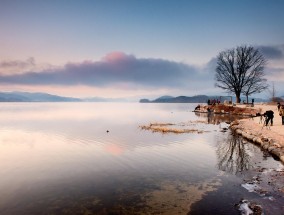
0 52 213 89
257 45 284 82
0 57 35 68
0 57 58 76
258 45 284 60
265 67 284 81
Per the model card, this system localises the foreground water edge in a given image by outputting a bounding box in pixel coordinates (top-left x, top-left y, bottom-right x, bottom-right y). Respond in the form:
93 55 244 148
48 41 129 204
0 103 283 214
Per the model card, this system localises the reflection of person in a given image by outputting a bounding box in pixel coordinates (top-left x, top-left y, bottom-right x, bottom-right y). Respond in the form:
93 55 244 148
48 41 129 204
279 105 284 125
263 110 274 126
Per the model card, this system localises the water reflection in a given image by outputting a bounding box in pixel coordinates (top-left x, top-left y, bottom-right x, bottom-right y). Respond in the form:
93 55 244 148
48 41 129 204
195 112 247 125
0 103 281 214
216 132 252 174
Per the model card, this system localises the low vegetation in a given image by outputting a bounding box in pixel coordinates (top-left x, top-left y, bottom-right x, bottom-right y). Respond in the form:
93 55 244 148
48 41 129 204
139 122 207 134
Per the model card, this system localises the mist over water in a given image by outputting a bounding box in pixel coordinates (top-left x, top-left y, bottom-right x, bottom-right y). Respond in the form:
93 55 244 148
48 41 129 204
0 103 283 214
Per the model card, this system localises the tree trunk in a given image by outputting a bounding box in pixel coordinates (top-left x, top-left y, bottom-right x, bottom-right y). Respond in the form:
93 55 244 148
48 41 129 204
246 94 248 104
236 96 240 103
236 92 241 103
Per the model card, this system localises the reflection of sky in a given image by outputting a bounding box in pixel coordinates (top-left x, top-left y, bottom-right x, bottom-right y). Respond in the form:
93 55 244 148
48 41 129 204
0 104 217 189
0 103 283 213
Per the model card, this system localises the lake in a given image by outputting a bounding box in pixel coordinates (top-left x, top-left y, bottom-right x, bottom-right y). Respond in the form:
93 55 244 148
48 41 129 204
0 103 283 215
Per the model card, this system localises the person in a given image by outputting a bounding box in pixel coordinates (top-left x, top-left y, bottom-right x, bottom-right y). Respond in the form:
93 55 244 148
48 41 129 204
263 110 274 126
252 98 254 106
277 102 281 111
207 107 211 113
195 105 200 111
279 105 284 125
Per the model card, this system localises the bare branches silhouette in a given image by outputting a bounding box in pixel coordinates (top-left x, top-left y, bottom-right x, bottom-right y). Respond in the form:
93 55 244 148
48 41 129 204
216 133 253 174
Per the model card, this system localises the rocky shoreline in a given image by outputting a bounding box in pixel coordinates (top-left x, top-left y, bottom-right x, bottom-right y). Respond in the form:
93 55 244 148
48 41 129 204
195 103 284 163
230 120 284 163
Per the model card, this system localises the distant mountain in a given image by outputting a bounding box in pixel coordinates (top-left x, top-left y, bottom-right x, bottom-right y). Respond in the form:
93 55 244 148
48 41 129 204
139 99 150 103
0 91 131 102
0 92 29 102
0 91 269 103
156 95 174 100
140 95 268 103
0 92 81 102
140 95 210 103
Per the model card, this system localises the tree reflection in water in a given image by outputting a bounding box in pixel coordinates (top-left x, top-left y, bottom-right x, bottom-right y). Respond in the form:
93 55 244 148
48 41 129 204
194 112 247 125
216 132 253 174
195 112 254 174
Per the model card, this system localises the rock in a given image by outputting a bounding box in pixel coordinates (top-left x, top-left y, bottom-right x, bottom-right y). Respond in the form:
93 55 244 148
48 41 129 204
268 146 276 152
263 143 270 150
280 156 284 163
270 148 281 157
230 121 239 126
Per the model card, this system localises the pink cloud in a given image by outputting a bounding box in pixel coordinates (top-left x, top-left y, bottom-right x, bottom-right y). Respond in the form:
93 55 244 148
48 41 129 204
0 52 212 89
102 52 133 62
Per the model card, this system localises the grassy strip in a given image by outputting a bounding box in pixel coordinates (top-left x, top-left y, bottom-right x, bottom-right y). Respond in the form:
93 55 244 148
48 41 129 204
140 123 205 134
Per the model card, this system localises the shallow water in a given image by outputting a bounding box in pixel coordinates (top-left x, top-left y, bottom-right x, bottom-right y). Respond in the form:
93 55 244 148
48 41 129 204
0 103 283 214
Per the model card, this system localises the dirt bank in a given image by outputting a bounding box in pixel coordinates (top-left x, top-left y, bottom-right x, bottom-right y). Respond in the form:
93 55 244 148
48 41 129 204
230 103 284 163
194 104 260 116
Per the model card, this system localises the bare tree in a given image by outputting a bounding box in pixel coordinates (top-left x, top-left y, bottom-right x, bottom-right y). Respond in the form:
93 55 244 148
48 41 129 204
215 45 267 103
242 72 268 103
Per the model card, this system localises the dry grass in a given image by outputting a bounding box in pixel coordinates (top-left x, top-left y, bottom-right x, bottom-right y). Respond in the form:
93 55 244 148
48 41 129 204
149 123 175 126
140 122 205 134
178 121 207 127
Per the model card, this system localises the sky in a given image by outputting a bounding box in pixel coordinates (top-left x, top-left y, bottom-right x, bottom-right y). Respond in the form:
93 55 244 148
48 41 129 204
0 0 284 100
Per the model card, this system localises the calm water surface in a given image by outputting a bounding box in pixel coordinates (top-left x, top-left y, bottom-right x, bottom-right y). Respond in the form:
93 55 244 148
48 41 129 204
0 103 283 214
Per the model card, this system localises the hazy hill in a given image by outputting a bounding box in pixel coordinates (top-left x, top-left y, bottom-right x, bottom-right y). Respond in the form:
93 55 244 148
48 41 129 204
0 92 269 103
140 95 210 103
0 91 130 102
140 95 268 103
0 92 81 102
